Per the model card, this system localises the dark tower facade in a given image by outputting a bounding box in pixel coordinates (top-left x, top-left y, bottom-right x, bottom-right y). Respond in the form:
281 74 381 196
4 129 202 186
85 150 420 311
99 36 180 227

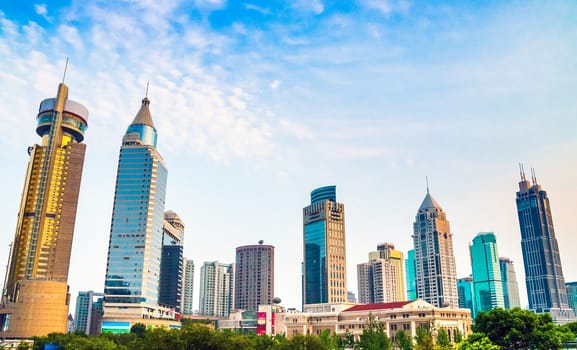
516 167 574 324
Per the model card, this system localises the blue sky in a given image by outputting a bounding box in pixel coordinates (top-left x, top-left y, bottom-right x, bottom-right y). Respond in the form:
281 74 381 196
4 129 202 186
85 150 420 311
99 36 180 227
0 0 576 312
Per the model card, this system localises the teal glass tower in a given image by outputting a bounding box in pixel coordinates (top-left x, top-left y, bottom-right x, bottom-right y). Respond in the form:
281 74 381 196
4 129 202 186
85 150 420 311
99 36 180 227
516 167 574 323
469 232 504 318
103 96 168 318
566 282 577 317
405 249 416 300
457 276 474 315
303 186 347 305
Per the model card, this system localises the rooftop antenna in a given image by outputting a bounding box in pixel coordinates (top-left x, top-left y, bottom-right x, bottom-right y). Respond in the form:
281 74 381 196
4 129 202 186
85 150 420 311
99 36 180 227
145 81 149 98
531 167 537 185
426 176 430 194
62 57 69 83
519 163 526 181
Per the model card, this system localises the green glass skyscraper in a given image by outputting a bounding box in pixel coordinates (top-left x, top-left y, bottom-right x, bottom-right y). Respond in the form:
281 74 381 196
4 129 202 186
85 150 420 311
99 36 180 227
405 249 416 300
469 232 504 318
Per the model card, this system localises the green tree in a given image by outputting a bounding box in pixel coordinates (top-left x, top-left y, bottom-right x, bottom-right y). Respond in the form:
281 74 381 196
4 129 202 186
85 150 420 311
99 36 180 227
474 307 564 350
414 325 434 350
394 330 413 350
435 328 451 349
456 333 499 350
130 323 147 338
355 314 391 350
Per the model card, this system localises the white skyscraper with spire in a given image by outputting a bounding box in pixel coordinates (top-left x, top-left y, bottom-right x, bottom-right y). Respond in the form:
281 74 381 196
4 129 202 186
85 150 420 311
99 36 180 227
412 187 458 308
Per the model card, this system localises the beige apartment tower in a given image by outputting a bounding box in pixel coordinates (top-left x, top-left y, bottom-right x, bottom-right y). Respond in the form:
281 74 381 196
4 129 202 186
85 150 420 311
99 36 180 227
358 243 405 304
0 80 89 338
235 241 275 311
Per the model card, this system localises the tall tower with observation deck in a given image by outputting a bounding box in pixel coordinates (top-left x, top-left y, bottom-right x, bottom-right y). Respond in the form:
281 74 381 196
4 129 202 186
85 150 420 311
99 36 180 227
0 78 89 338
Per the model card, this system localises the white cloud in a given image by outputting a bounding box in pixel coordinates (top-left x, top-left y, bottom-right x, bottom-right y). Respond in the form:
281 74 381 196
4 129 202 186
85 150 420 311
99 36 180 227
34 3 53 22
360 0 410 16
193 0 226 10
293 0 324 15
58 25 83 50
243 3 269 15
270 80 280 89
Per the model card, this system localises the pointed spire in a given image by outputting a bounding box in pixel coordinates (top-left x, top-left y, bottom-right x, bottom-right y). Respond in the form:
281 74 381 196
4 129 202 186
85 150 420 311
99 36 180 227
531 167 538 185
426 176 430 194
419 191 442 211
130 96 156 130
519 163 526 181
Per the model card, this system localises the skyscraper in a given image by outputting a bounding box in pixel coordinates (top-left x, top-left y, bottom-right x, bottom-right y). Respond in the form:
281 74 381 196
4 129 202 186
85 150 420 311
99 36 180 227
199 261 234 317
358 243 405 304
102 95 177 328
412 189 458 308
469 232 504 318
303 186 347 305
234 241 275 311
405 249 416 301
516 167 574 323
373 243 405 300
0 80 88 338
182 259 195 315
499 257 521 309
457 276 474 314
159 211 184 312
74 291 104 335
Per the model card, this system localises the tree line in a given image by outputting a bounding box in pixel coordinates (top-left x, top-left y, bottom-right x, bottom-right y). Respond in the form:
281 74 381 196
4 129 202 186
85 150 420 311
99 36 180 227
3 308 577 349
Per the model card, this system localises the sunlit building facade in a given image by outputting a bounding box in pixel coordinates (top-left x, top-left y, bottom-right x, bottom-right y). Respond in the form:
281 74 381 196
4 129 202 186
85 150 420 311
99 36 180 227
412 189 458 308
470 232 504 318
182 259 195 315
303 186 347 305
358 243 405 304
199 261 234 317
516 168 574 324
499 257 521 309
0 81 88 338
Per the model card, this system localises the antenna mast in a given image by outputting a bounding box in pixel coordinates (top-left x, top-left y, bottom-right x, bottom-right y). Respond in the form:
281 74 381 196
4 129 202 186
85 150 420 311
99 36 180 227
62 57 69 83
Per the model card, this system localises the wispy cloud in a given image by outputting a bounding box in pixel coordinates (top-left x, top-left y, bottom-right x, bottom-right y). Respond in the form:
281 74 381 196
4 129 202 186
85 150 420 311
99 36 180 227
34 4 53 22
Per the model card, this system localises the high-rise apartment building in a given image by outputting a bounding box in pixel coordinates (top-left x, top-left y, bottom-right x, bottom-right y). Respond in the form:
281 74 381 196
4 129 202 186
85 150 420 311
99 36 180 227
499 257 521 309
373 243 405 300
457 276 474 314
199 261 234 317
470 232 504 318
159 211 184 312
412 189 458 308
74 291 104 335
405 249 416 301
102 96 178 328
182 259 195 315
234 241 275 311
358 243 405 304
0 80 88 338
516 168 574 323
303 186 347 305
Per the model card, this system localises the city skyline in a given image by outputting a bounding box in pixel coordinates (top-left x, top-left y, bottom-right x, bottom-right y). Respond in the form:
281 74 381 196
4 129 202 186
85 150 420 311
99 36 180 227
0 1 577 313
